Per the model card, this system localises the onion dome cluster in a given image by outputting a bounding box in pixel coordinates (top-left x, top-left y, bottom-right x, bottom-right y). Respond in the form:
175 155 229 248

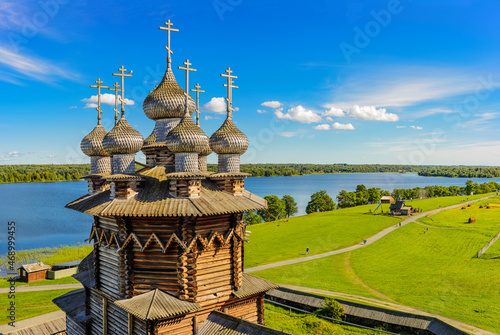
143 68 196 120
103 117 143 155
209 117 249 155
81 124 110 157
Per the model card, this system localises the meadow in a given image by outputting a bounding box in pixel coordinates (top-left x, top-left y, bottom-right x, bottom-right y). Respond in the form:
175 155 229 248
0 289 75 324
264 303 375 335
245 203 403 268
254 222 500 333
244 193 495 269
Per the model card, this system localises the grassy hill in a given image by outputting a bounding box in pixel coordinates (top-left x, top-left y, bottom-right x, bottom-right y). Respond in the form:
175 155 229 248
252 196 500 333
245 203 403 268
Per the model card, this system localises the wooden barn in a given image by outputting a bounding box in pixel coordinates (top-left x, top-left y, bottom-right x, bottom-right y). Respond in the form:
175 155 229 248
18 262 50 283
380 195 395 204
55 19 285 335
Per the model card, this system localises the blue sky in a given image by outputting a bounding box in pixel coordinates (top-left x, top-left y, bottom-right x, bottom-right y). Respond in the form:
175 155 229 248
1 0 500 166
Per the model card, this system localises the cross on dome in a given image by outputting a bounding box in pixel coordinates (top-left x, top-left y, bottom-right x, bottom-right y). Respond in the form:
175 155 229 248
108 82 121 125
221 67 238 118
178 59 197 116
159 19 179 69
89 78 108 125
112 65 133 117
190 83 205 126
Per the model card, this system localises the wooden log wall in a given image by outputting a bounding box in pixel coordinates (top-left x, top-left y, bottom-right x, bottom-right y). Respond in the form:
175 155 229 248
195 247 233 305
90 288 148 335
222 297 260 324
98 245 123 299
67 315 85 335
152 294 263 335
128 217 180 297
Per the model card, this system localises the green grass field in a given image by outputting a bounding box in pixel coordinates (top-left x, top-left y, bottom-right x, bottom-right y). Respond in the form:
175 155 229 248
264 303 374 334
404 192 495 212
0 289 74 324
417 196 500 229
0 275 79 289
254 222 500 333
245 204 403 268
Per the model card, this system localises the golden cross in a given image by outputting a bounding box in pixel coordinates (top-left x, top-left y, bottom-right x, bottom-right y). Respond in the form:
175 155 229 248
89 78 108 125
190 83 205 126
159 20 179 68
178 59 197 115
108 82 121 125
112 65 133 117
220 67 238 118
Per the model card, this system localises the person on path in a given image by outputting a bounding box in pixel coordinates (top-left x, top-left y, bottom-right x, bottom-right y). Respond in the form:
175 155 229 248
363 239 367 244
306 247 309 255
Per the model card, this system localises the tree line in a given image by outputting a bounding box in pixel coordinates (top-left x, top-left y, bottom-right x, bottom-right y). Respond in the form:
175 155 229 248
0 165 90 184
337 180 500 208
244 190 336 224
418 166 500 178
245 180 500 223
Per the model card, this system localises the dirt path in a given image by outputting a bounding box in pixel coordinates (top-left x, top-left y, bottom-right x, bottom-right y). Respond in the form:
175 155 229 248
280 284 498 335
343 252 396 303
245 195 496 273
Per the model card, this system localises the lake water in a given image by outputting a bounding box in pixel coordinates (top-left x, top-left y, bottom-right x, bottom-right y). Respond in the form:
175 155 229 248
0 173 497 251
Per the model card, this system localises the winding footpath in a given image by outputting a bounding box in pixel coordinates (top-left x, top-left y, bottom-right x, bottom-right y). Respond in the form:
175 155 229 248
245 194 496 273
245 194 498 335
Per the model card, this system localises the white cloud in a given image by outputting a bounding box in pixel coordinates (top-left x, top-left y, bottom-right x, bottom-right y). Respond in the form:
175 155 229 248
323 107 345 117
261 101 282 108
346 105 399 122
203 97 227 114
69 106 77 109
332 122 355 130
313 124 331 130
275 105 322 124
257 109 267 114
326 66 500 109
410 125 423 130
460 112 499 129
0 46 77 84
396 126 406 128
414 108 454 118
313 123 355 130
82 93 135 108
325 116 333 122
205 115 213 120
277 129 306 138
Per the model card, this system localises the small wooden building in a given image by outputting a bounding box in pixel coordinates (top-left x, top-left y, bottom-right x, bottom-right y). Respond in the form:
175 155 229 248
390 201 413 216
18 262 50 283
380 195 395 204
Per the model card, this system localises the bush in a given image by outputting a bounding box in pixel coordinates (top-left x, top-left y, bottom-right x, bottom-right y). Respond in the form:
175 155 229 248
315 298 345 320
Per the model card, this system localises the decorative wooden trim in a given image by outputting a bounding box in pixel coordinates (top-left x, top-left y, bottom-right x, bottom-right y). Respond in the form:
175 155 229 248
128 313 133 335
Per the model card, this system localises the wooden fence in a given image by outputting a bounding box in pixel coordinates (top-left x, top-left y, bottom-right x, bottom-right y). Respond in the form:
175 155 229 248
477 232 500 258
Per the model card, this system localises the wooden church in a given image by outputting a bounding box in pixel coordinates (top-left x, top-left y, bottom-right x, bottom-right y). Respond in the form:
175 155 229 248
54 20 285 335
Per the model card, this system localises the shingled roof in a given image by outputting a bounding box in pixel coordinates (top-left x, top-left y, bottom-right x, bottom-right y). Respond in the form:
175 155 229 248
67 166 266 217
198 311 291 335
114 288 202 320
53 289 89 323
19 262 50 273
233 274 279 299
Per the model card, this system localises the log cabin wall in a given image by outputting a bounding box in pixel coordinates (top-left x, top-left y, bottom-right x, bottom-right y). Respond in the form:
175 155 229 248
90 288 148 335
153 294 265 335
96 217 126 300
128 217 181 297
